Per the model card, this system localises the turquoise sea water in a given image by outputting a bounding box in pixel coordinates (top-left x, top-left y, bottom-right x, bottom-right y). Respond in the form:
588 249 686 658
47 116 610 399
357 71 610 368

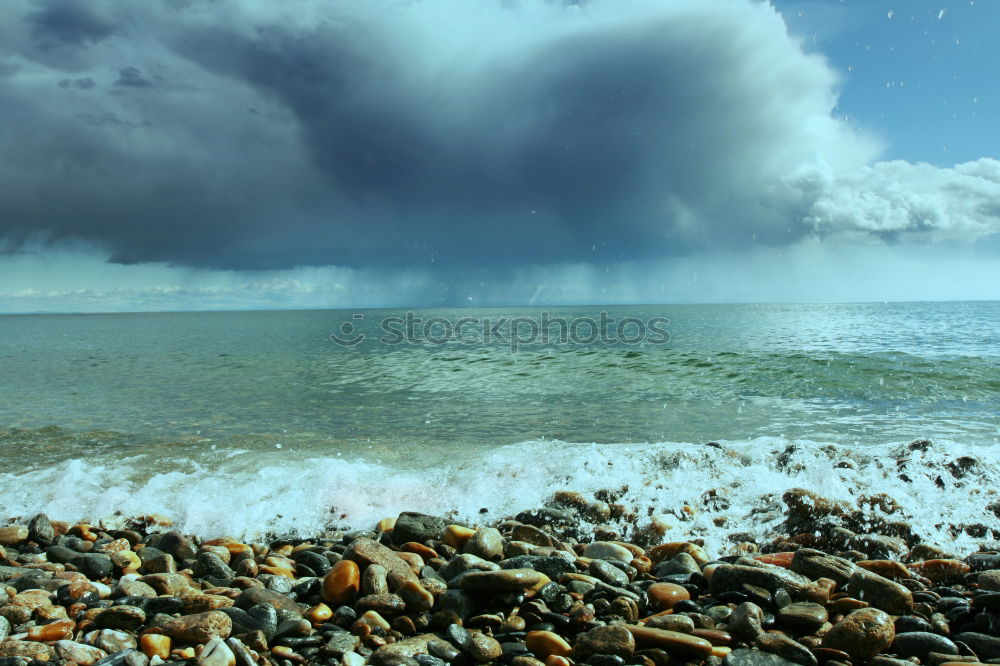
1 301 998 550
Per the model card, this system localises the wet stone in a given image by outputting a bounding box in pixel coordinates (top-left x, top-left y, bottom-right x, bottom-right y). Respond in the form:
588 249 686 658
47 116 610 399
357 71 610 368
96 604 147 631
847 569 913 616
729 602 766 641
392 513 451 546
589 560 629 587
162 610 233 644
775 602 828 633
87 628 139 653
467 632 503 662
890 632 959 660
459 569 542 592
573 625 636 660
822 608 895 660
464 528 504 562
952 633 1000 660
754 633 817 666
724 649 803 666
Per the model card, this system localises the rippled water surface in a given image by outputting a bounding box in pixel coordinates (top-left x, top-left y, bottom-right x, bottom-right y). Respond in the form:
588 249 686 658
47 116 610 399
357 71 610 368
1 301 998 545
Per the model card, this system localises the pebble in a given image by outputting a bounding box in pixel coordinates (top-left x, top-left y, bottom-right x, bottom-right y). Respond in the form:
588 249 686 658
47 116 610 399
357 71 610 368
583 542 634 563
162 610 233 644
0 490 998 666
526 630 573 660
890 631 959 660
646 582 690 611
458 568 542 592
54 640 108 666
847 569 914 615
626 626 714 660
573 625 635 659
822 608 895 659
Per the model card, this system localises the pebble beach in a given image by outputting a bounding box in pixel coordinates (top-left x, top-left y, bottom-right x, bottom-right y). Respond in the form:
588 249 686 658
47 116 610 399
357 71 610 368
4 479 1000 666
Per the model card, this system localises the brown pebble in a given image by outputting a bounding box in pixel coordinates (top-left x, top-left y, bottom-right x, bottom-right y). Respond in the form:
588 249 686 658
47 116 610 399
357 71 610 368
322 559 361 604
27 619 76 641
646 582 691 611
526 631 573 660
626 626 714 660
141 634 172 659
822 608 894 659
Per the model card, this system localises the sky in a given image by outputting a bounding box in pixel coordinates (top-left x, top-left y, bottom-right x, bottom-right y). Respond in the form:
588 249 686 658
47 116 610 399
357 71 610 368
0 0 998 312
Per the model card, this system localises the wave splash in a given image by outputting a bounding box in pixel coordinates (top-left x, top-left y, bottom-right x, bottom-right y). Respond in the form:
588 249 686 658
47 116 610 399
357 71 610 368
3 436 999 556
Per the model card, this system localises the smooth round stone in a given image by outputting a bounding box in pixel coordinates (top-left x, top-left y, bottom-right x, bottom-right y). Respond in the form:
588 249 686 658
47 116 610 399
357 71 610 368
467 632 503 662
775 602 828 633
647 542 710 568
397 580 435 612
27 619 75 642
464 528 504 562
626 626 713 660
95 605 147 631
443 525 477 549
908 559 970 584
646 614 695 633
653 553 701 577
162 610 234 644
53 640 107 666
894 616 934 634
646 582 690 612
589 560 629 587
754 633 817 666
573 625 635 660
723 648 804 666
322 559 361 605
822 608 895 659
847 570 913 616
459 569 542 592
890 632 958 660
85 628 138 653
356 594 406 616
526 631 572 660
582 542 634 563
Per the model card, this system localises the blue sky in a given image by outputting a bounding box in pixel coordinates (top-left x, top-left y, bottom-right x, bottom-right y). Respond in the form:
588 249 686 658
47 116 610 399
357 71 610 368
778 0 998 165
0 0 997 312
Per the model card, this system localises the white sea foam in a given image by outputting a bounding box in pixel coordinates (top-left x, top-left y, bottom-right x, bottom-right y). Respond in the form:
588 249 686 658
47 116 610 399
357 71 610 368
3 437 999 556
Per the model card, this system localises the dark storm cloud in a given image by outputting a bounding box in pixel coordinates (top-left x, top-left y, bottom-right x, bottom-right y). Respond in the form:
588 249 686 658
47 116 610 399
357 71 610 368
0 0 996 271
25 0 116 49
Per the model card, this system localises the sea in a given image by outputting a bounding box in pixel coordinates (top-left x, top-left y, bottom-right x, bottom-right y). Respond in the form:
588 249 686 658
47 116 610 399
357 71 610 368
1 301 998 554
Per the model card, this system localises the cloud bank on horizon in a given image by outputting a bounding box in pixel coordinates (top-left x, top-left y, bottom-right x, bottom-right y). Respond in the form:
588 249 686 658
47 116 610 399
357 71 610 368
0 0 998 309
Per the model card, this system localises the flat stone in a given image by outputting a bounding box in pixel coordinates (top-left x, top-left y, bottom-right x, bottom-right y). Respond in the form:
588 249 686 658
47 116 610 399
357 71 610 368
345 538 417 583
369 634 436 666
86 628 138 653
891 632 959 660
646 615 695 633
776 602 828 633
589 559 629 587
234 587 305 615
55 640 108 666
138 573 191 595
362 563 390 596
0 640 55 661
724 648 802 666
439 554 500 581
977 570 1000 591
790 549 857 587
96 604 147 631
822 608 895 660
625 626 713 660
162 610 233 644
582 542 633 563
356 593 406 616
573 625 635 660
500 555 575 579
953 634 1000 661
459 569 542 592
710 564 815 599
0 528 28 547
392 513 450 546
847 570 913 615
755 633 817 666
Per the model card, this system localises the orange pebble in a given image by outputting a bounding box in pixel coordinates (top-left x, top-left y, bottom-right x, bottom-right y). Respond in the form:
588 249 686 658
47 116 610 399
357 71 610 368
322 560 360 604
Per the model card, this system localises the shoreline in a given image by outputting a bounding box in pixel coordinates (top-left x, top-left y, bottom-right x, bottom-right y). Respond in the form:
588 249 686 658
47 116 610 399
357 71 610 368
3 488 1000 665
